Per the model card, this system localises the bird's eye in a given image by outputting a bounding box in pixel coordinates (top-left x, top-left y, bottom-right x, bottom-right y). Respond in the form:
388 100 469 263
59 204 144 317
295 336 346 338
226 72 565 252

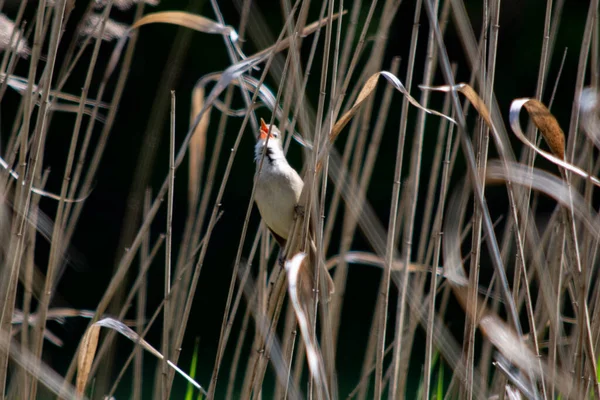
272 132 279 138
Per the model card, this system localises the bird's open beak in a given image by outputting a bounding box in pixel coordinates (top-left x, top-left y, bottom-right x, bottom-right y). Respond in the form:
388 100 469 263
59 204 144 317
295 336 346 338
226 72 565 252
259 118 270 140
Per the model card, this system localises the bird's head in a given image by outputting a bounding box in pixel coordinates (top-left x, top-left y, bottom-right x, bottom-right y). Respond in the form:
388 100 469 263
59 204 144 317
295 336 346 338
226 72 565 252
255 118 284 162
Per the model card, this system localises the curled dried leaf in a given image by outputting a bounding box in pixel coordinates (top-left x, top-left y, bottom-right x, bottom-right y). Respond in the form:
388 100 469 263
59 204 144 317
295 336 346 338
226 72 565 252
420 83 493 128
76 325 100 395
196 73 312 148
130 11 238 41
509 99 600 186
105 11 243 83
486 160 600 241
322 71 455 171
521 99 565 159
324 251 438 274
285 253 330 399
77 318 207 395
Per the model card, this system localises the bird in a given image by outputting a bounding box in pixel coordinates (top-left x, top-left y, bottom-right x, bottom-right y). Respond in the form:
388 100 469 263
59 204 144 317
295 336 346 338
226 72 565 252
253 118 335 301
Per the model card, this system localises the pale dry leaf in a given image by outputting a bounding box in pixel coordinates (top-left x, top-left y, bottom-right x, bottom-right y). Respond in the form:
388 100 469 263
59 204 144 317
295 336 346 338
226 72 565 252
251 10 348 60
195 73 310 145
77 325 100 395
104 9 344 141
324 251 438 274
486 160 600 241
321 71 455 171
285 253 330 400
452 286 573 396
509 98 600 186
79 318 207 395
521 99 565 159
420 83 493 128
420 84 576 181
441 179 470 287
189 8 347 125
104 11 243 88
130 11 238 41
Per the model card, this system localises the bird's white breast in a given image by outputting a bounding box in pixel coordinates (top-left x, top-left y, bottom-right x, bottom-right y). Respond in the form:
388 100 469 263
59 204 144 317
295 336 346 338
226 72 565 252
254 161 304 240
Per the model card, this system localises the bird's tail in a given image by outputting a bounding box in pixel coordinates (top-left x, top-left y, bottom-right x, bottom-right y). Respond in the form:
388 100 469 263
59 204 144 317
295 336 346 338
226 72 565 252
296 239 335 304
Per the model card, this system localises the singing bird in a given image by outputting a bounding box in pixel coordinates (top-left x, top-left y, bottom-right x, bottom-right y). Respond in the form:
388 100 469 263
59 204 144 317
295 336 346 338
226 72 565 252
254 119 334 301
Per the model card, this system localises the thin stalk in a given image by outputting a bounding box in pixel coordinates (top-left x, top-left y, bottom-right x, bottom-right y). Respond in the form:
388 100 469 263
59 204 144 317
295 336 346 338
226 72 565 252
383 0 423 397
423 76 454 400
161 90 176 399
133 189 152 400
6 1 68 397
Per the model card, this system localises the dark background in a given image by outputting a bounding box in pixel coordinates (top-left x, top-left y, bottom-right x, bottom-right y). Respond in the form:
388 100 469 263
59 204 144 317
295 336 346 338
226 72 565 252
0 0 592 397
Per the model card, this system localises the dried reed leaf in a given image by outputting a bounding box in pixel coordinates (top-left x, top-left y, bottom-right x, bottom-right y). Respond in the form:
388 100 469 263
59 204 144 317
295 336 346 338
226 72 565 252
509 99 600 186
130 11 238 40
285 253 330 399
196 73 277 118
521 99 565 159
486 160 600 241
105 11 242 84
76 318 207 395
438 175 475 290
252 10 348 58
323 71 455 168
105 9 344 115
189 85 210 206
420 83 494 129
452 285 573 396
77 325 100 395
195 73 309 145
324 251 439 274
428 82 600 186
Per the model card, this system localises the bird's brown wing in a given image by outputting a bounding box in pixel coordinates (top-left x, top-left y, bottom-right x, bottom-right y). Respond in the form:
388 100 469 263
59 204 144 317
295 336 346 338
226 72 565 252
268 227 287 248
304 209 336 302
307 238 335 302
268 213 335 302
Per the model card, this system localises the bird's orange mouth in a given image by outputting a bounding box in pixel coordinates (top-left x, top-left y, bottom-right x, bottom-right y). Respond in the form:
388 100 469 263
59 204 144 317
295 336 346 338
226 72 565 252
259 118 272 140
